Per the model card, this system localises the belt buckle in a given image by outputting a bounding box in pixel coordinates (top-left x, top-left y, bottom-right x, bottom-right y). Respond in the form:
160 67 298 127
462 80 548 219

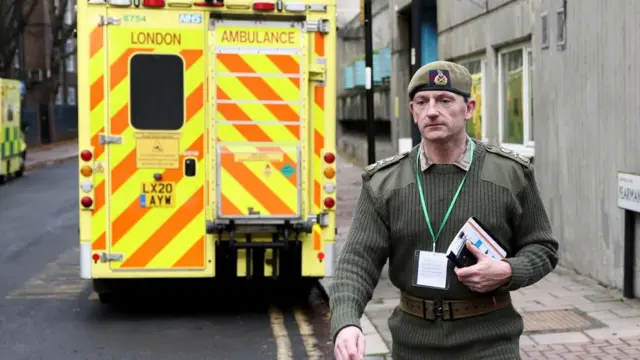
432 299 444 318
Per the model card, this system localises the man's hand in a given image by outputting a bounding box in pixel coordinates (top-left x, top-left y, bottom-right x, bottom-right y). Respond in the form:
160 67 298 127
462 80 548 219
334 326 365 360
454 241 513 293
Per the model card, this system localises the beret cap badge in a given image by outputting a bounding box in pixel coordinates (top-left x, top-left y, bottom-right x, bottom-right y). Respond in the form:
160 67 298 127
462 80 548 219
434 70 448 86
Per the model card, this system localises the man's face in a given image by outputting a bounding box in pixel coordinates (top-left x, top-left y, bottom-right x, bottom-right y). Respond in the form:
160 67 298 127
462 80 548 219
409 90 476 142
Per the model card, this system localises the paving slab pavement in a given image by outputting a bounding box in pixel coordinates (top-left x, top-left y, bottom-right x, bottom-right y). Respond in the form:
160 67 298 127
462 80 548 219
25 140 78 171
321 153 640 360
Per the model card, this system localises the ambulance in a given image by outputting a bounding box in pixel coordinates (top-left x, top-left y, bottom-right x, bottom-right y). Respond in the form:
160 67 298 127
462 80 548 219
0 78 27 185
75 0 338 301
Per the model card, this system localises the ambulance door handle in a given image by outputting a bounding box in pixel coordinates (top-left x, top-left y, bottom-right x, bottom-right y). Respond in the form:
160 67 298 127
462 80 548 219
184 158 196 177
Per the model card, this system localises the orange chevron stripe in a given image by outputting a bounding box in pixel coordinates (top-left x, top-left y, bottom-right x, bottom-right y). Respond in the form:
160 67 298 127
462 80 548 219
216 53 300 100
93 181 105 214
94 181 105 211
315 84 325 109
89 24 106 251
216 89 299 139
314 130 324 159
90 128 105 160
313 228 321 251
173 236 205 268
265 54 299 74
93 234 105 251
119 187 205 268
265 54 300 87
90 75 104 111
221 194 242 215
90 26 103 58
186 83 204 121
180 49 203 70
220 148 295 215
314 86 325 158
217 77 299 100
262 103 300 122
217 88 300 131
314 32 325 57
314 181 321 209
109 135 204 247
110 48 153 90
111 104 129 135
111 152 136 196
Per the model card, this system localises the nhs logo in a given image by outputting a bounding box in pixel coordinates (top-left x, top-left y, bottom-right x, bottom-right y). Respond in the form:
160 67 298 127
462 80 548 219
179 13 202 24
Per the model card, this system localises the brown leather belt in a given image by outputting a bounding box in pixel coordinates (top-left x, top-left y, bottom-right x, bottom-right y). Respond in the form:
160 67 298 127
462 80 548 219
399 292 511 320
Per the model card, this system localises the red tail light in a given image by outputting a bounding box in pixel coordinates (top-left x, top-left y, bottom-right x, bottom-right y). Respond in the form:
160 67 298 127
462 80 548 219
80 150 92 161
194 1 223 6
143 0 164 7
317 252 325 261
324 197 335 209
81 196 93 208
323 152 335 164
253 2 275 11
92 253 100 262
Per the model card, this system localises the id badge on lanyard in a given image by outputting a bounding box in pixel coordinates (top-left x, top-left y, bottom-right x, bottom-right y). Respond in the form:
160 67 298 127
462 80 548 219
411 139 475 290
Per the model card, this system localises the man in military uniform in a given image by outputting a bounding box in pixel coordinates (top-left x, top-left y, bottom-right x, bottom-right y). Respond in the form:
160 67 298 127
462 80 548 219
329 60 558 360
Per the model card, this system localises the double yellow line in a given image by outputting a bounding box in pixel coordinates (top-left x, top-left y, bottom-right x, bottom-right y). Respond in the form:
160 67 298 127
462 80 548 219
268 305 323 360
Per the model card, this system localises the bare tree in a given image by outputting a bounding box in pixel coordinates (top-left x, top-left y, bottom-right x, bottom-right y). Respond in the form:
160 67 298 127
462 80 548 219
0 0 37 78
44 0 77 102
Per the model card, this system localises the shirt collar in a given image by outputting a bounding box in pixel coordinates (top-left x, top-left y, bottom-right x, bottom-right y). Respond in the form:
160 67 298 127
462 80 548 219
420 137 473 172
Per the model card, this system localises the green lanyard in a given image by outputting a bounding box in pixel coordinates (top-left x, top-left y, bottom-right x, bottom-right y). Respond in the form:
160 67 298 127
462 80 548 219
415 139 475 252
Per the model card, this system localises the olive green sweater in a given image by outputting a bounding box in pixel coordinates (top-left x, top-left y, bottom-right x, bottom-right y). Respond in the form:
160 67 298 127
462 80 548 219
329 141 559 360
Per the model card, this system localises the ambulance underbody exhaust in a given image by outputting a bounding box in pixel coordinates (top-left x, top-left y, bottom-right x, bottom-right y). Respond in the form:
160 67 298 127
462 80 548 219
206 219 314 280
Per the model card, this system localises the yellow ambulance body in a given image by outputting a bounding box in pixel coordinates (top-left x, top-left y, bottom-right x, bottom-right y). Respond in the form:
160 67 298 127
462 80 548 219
0 78 27 184
76 0 337 301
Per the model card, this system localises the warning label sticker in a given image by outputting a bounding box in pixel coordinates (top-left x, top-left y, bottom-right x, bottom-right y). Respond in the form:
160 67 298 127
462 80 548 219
135 133 180 169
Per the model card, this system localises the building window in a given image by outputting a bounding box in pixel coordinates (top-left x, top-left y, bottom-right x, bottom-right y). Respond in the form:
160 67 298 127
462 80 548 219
67 87 76 106
541 12 549 49
459 58 486 142
65 39 76 73
498 44 533 154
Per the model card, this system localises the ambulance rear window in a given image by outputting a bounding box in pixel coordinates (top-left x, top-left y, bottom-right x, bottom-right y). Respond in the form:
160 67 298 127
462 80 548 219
129 54 184 131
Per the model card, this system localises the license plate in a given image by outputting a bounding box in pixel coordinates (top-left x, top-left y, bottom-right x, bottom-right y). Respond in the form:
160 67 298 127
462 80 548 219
140 181 175 208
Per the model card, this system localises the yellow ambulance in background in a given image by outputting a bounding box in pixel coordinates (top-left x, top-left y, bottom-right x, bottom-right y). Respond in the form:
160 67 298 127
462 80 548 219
0 78 27 185
76 0 338 302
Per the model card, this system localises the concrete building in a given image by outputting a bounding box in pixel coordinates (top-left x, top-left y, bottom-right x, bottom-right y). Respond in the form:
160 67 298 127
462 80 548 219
337 0 640 296
336 0 438 163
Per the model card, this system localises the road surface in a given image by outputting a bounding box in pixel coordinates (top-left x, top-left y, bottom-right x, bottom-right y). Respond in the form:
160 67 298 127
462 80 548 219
0 159 332 360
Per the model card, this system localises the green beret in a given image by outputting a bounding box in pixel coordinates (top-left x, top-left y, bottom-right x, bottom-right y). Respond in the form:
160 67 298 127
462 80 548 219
407 60 472 99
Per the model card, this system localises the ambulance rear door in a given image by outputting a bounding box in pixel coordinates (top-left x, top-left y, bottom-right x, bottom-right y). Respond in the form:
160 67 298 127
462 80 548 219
211 14 310 222
102 7 210 274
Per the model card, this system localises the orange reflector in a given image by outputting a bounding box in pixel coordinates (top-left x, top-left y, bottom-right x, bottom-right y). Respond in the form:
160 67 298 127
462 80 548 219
324 167 335 179
80 165 93 177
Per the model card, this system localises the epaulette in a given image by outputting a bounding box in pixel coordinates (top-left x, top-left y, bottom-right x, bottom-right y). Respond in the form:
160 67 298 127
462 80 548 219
485 145 531 167
364 152 409 175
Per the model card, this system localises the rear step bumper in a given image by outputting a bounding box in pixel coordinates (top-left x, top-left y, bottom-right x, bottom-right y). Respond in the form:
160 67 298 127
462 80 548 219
206 216 323 235
210 218 317 279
